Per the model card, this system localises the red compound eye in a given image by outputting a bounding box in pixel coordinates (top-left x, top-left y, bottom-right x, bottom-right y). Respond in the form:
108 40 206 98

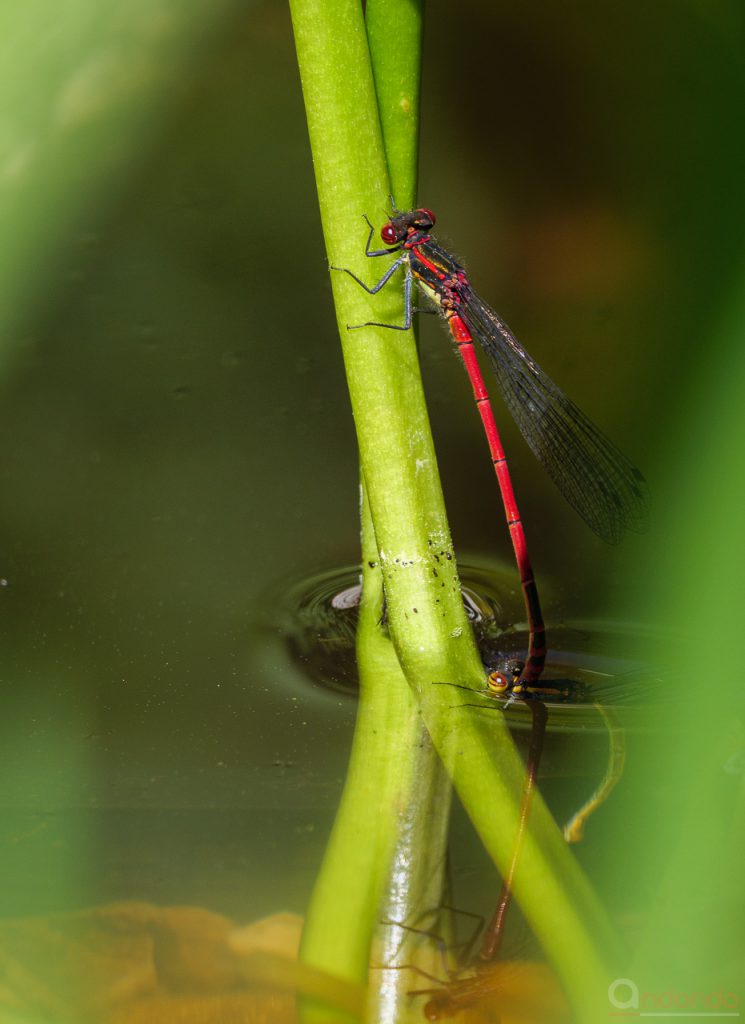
381 223 398 244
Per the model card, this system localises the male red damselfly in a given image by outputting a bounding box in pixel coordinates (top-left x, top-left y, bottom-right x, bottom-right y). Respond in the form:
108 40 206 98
333 208 648 685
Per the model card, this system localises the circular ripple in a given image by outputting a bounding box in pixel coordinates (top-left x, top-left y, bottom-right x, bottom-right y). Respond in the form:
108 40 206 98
276 562 530 697
274 562 670 731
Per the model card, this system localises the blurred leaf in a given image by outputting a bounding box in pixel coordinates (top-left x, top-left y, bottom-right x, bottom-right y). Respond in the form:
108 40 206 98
0 1 241 355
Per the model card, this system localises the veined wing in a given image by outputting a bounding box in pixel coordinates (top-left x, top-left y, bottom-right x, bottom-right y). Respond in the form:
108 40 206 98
461 293 649 543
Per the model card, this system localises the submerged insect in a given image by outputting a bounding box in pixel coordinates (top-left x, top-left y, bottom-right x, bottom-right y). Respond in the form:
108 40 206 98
410 959 572 1023
397 696 569 1021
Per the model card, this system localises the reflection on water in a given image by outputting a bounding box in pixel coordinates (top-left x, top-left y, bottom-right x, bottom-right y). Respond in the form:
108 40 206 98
275 561 525 697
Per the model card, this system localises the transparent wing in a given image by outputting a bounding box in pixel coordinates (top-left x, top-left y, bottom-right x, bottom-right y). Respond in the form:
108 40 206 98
461 293 649 543
579 666 670 708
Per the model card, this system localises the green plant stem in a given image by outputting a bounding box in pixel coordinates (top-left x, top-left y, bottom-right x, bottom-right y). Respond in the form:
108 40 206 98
290 0 474 675
292 5 456 1015
299 547 445 993
366 0 423 202
290 2 621 1019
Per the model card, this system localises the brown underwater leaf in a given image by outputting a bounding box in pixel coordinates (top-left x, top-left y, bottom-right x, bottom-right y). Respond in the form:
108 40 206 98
0 903 362 1024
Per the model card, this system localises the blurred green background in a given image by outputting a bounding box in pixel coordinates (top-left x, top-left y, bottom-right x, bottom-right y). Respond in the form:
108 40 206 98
0 0 743 961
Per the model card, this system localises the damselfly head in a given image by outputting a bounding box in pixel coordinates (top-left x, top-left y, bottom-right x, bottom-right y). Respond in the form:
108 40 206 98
381 208 436 245
380 221 401 244
487 670 511 694
487 660 524 695
422 996 446 1021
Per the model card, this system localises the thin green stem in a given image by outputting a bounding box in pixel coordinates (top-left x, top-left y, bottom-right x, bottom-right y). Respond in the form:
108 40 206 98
366 0 423 204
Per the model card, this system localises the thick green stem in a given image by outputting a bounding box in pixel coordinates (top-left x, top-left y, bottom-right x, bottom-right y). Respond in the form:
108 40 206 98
292 5 456 1018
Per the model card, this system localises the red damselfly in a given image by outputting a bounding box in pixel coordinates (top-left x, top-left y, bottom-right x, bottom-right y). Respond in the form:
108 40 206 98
476 698 547 963
401 667 661 1018
333 208 648 685
401 668 645 1019
496 672 625 846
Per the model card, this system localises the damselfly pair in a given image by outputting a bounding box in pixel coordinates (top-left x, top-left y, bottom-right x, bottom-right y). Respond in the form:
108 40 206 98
335 207 648 1020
